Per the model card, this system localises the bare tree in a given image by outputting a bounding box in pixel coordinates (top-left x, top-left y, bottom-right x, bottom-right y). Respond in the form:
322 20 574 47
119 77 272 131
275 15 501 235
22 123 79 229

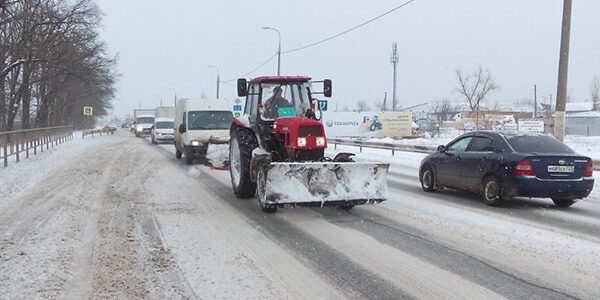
456 66 498 129
355 100 370 112
373 92 388 112
430 99 462 123
591 76 600 111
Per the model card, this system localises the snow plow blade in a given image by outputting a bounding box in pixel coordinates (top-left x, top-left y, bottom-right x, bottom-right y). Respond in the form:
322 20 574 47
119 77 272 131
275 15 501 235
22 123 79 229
262 162 389 207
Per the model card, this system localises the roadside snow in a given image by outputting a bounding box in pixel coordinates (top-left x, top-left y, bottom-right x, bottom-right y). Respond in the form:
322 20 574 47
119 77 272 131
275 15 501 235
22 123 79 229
0 134 102 211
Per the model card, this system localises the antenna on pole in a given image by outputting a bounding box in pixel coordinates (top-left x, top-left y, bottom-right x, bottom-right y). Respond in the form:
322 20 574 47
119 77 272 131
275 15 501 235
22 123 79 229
390 42 399 111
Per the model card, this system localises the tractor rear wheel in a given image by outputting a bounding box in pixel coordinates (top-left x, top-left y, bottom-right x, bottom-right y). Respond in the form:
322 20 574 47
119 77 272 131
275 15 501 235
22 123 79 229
230 129 257 198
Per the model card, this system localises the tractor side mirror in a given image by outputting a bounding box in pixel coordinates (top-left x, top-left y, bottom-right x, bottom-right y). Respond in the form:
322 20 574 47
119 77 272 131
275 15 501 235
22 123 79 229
178 123 186 133
323 79 332 98
437 145 446 153
237 78 248 97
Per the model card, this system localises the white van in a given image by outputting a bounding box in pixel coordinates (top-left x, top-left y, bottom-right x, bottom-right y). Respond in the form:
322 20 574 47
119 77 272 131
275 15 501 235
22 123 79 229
174 99 233 164
151 117 175 144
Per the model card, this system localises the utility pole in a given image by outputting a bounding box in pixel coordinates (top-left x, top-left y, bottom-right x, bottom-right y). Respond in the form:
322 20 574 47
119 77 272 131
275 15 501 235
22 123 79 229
383 92 388 111
207 66 220 99
554 0 572 141
390 42 399 111
169 88 177 107
534 84 537 118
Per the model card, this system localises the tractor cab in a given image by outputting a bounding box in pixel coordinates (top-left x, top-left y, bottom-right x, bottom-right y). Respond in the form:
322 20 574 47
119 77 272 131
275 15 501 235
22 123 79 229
236 76 332 161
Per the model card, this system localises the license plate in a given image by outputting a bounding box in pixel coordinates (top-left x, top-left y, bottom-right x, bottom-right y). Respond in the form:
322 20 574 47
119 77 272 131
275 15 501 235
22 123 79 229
548 165 574 173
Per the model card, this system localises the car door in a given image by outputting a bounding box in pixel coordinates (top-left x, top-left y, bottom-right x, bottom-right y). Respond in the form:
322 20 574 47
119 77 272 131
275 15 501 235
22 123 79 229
436 136 473 188
459 135 497 192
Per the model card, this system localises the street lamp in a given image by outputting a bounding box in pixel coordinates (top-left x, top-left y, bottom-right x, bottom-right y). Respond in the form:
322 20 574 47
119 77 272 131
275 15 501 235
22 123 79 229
168 88 177 107
207 65 220 99
262 26 281 76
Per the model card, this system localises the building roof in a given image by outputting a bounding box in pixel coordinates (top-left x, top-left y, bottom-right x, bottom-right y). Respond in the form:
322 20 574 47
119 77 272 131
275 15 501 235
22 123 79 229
566 102 594 112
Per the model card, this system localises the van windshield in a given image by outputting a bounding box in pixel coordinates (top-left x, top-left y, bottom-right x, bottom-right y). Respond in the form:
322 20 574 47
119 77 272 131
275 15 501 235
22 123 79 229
187 111 232 130
155 121 173 129
136 117 154 124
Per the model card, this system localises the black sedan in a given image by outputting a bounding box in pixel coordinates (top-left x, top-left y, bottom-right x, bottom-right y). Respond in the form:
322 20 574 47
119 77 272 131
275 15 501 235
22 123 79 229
419 131 594 207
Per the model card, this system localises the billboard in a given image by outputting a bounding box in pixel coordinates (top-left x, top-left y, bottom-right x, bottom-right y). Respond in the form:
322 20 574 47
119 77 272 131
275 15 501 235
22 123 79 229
518 120 544 133
322 111 412 137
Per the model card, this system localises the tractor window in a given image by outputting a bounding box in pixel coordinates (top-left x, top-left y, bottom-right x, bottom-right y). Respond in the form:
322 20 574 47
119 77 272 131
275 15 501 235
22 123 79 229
260 83 310 121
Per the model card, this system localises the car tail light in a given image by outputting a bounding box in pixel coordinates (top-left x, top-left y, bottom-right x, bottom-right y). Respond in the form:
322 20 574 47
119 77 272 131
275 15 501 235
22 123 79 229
513 159 535 176
583 160 594 177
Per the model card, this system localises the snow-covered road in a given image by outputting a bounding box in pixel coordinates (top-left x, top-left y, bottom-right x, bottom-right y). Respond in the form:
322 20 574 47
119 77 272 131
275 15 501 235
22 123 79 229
1 130 599 299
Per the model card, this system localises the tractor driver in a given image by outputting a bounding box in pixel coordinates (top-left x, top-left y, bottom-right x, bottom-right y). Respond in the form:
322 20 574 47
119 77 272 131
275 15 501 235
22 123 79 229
263 86 292 119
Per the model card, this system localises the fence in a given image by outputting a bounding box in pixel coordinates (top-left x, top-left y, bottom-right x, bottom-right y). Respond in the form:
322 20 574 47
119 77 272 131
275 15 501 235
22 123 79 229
0 125 73 167
82 127 116 139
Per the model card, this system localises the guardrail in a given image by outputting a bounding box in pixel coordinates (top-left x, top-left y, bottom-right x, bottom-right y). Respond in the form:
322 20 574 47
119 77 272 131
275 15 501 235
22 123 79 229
0 125 73 167
330 138 436 155
82 127 116 139
330 138 600 171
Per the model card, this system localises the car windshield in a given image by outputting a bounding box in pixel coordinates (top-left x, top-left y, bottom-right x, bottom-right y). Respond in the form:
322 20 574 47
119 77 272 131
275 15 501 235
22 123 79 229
507 134 575 154
155 121 173 129
260 83 310 120
137 117 154 124
187 111 232 130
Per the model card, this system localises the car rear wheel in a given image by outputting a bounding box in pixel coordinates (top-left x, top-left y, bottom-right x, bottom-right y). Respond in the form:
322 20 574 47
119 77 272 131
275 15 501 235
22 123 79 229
482 176 504 206
420 166 436 192
551 198 576 208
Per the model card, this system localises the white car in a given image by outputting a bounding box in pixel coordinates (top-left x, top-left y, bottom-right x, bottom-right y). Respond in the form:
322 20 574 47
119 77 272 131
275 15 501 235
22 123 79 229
134 115 155 137
151 118 175 144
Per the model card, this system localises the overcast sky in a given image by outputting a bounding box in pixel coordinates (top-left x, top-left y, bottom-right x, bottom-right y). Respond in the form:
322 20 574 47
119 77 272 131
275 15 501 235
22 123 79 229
97 0 600 117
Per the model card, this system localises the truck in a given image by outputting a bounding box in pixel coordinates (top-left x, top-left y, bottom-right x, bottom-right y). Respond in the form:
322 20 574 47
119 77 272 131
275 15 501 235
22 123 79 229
229 76 389 213
155 106 175 119
132 108 155 137
174 99 233 164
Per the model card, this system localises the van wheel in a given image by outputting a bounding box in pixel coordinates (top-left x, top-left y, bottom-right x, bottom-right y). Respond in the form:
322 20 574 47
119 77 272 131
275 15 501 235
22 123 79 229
552 198 576 207
482 176 504 206
185 149 194 164
175 149 182 159
230 129 257 198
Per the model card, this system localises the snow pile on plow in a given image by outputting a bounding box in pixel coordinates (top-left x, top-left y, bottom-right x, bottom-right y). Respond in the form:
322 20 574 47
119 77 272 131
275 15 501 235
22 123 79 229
263 162 389 206
205 143 229 169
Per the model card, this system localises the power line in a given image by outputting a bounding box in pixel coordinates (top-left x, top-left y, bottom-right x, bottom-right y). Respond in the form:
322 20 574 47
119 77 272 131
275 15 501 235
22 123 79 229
221 52 278 82
281 0 418 54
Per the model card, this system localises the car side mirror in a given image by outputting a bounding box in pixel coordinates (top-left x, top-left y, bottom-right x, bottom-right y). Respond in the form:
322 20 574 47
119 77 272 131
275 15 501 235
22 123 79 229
178 123 186 133
237 78 248 97
437 145 446 153
323 79 332 98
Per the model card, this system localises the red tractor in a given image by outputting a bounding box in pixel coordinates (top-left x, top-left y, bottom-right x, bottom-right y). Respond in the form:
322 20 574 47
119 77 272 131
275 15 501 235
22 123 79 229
229 76 389 212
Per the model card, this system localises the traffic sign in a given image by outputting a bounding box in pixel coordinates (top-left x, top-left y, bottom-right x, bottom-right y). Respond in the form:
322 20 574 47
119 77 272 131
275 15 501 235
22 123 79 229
83 106 93 116
233 104 242 112
317 100 328 111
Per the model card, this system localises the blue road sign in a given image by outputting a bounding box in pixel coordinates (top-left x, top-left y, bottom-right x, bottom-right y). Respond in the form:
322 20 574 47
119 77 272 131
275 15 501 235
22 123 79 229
233 104 242 111
317 100 328 111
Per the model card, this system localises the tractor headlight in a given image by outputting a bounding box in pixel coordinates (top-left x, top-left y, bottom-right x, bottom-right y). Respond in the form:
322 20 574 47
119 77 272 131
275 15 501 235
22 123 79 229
316 137 325 146
191 140 201 146
297 137 307 147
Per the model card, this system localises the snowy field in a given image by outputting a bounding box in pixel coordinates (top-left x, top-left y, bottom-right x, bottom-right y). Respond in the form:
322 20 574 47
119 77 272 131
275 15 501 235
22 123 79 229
1 130 599 299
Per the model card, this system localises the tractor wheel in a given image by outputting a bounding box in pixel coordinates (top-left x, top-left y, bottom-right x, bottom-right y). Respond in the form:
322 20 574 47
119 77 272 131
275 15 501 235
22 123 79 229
230 129 257 198
257 165 277 213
